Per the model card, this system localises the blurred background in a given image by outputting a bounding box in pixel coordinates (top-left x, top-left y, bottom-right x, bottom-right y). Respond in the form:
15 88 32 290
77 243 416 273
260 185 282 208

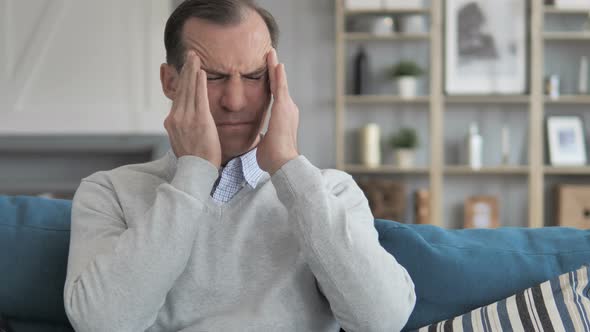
1 0 589 228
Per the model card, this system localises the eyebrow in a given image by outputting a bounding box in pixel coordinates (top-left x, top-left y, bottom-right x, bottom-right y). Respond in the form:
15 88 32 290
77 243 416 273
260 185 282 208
204 66 268 77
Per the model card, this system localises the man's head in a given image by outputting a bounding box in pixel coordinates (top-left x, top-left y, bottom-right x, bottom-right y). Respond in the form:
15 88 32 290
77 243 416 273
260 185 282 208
160 0 279 164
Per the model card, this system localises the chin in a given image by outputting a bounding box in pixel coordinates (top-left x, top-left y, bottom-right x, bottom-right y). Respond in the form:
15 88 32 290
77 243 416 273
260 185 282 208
221 134 259 157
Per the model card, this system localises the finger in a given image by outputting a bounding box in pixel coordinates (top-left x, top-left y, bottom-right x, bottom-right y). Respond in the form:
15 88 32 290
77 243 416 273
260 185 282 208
275 63 290 100
197 69 210 113
172 51 194 115
266 48 279 96
184 54 200 114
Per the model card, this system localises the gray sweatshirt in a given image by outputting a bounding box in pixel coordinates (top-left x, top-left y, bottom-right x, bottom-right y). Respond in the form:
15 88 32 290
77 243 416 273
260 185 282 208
64 151 416 332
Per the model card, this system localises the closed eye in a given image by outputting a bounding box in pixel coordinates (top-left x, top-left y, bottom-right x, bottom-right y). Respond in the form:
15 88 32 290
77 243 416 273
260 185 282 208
244 74 265 81
206 75 225 81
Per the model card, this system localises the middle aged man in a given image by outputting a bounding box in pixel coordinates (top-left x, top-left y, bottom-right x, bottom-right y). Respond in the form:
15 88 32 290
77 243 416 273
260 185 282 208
64 1 416 331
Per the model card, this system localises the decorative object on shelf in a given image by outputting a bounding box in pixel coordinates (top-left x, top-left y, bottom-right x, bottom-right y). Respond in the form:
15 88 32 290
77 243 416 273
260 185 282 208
348 15 395 35
547 116 587 166
554 0 590 9
359 123 382 167
357 179 406 221
445 0 526 94
464 195 500 228
382 0 424 9
545 74 561 100
389 127 419 168
466 122 483 170
352 45 370 95
579 56 588 94
397 14 426 34
388 60 424 98
344 0 381 10
415 189 430 224
556 184 590 229
501 125 510 165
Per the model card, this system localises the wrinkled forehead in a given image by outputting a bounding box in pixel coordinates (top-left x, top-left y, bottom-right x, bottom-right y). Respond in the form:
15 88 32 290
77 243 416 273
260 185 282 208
182 12 272 73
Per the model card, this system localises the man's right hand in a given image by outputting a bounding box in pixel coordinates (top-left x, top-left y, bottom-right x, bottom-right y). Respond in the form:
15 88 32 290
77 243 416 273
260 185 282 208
164 51 222 168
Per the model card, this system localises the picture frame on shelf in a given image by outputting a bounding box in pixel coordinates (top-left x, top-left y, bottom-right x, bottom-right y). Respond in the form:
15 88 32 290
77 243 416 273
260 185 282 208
547 116 587 166
464 196 500 229
445 0 527 94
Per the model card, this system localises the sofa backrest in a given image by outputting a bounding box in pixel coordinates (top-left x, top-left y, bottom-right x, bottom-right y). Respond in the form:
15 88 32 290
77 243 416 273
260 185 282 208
1 195 590 331
0 196 72 325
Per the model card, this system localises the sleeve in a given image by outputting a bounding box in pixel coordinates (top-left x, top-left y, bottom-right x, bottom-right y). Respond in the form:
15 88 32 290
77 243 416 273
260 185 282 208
64 156 219 332
271 156 416 332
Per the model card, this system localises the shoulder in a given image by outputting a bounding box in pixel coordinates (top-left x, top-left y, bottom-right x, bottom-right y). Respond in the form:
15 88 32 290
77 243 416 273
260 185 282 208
320 168 356 189
81 151 174 194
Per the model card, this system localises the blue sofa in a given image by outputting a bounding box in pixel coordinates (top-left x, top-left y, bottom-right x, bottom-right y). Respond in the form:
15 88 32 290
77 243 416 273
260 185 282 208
1 195 589 331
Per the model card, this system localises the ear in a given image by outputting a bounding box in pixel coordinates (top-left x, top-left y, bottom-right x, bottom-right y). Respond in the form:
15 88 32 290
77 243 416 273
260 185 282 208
160 63 179 101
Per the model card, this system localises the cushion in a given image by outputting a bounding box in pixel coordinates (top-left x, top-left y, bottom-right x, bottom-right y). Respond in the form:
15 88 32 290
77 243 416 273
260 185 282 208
412 263 590 331
373 219 590 331
0 196 72 324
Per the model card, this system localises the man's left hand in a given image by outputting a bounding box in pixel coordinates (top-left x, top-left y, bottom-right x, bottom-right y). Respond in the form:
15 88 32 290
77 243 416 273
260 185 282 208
257 48 300 175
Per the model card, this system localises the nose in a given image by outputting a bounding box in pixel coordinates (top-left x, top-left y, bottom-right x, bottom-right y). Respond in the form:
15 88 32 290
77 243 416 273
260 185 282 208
220 76 247 112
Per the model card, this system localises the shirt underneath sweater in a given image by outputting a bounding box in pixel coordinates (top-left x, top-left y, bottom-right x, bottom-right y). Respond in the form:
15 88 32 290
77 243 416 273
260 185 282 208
64 151 416 332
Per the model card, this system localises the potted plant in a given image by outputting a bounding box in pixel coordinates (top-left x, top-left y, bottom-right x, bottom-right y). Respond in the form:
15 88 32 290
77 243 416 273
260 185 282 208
389 127 419 168
387 60 424 99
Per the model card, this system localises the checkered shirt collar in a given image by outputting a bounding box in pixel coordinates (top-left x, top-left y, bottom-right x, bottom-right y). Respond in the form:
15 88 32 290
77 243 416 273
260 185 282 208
221 147 264 189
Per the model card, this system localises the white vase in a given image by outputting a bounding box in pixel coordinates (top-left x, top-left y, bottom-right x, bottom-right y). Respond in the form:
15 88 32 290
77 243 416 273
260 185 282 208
360 124 381 167
398 15 425 34
395 149 415 169
397 76 418 99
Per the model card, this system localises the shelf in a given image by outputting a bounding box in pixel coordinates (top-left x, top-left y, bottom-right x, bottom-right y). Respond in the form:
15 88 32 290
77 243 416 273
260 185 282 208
345 95 430 104
545 95 590 104
445 166 529 175
544 166 590 175
344 32 430 41
344 8 431 15
446 95 530 104
344 164 429 174
543 32 590 40
544 6 590 14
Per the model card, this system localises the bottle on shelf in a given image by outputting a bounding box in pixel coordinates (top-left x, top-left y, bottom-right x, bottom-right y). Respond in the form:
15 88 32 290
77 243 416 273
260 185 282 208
352 45 370 95
579 56 588 94
466 122 483 170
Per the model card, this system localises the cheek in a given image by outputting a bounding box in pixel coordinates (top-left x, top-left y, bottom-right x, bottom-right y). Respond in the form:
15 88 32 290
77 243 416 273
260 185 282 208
205 84 223 114
245 83 271 111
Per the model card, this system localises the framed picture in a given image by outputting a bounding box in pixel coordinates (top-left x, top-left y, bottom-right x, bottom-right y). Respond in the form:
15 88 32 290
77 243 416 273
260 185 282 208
464 196 499 228
445 0 527 94
547 116 587 166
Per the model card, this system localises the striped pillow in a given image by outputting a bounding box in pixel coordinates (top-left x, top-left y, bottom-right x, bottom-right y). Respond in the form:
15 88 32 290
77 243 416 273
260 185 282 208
413 263 590 332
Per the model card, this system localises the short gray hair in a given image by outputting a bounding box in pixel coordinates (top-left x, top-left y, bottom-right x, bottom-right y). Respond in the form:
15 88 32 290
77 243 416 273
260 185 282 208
164 0 280 71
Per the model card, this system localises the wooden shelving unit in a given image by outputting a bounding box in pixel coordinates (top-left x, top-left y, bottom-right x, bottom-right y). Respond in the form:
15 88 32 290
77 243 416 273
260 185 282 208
545 95 590 104
544 166 590 175
344 32 430 41
543 32 590 40
344 165 429 174
335 0 590 228
345 95 430 104
344 8 431 15
544 6 590 14
445 166 530 175
446 95 530 104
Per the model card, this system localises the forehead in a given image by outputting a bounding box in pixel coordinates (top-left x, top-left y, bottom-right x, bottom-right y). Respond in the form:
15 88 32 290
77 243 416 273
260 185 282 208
182 11 272 72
